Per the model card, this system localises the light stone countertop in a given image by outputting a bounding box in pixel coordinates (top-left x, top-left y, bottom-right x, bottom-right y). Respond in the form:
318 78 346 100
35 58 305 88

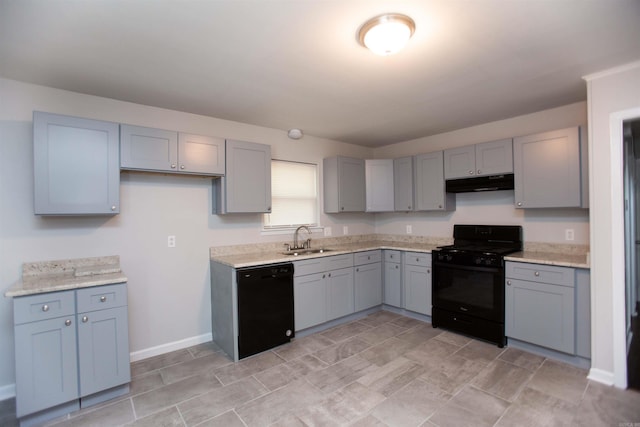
5 255 127 298
505 251 589 269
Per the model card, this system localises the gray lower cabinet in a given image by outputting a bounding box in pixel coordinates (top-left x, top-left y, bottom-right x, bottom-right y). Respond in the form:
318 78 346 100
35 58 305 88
323 156 366 213
414 151 455 211
513 126 588 208
293 254 354 330
393 157 414 211
13 284 130 421
120 124 225 176
213 139 272 214
354 250 382 311
33 111 120 215
403 252 432 315
505 262 590 356
444 138 513 179
383 250 402 307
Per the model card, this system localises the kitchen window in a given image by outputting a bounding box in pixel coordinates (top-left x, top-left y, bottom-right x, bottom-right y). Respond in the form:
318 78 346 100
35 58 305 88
263 160 319 231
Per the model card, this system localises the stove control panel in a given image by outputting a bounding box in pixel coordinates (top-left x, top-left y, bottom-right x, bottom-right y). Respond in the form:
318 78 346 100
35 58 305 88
434 250 503 267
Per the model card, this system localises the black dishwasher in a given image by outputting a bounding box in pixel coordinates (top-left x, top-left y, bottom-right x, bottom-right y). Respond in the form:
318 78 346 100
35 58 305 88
237 263 294 359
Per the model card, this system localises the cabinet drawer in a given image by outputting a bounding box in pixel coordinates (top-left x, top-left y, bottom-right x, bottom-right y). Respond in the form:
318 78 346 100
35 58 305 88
14 290 75 325
77 283 128 312
506 262 574 287
355 250 381 266
324 254 354 271
384 250 401 262
404 252 431 267
294 257 326 277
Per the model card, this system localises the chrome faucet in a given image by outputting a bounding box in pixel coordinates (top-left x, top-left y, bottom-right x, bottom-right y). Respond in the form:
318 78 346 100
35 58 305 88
293 225 312 250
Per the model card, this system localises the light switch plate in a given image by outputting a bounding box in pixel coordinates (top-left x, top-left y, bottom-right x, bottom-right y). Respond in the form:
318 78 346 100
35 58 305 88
168 235 176 247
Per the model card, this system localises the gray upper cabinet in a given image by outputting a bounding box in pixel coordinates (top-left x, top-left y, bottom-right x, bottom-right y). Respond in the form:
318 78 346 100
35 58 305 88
414 151 455 211
213 139 271 214
120 124 225 176
324 156 366 213
513 126 588 208
365 159 394 212
394 156 414 211
33 111 120 215
444 138 513 179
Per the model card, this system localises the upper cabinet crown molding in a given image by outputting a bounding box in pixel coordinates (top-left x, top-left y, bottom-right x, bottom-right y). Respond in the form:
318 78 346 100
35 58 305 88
33 111 120 215
444 138 513 179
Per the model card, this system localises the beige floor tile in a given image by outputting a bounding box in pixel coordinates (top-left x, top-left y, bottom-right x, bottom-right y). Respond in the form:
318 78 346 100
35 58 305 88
305 355 377 394
527 359 589 405
129 371 165 397
573 381 640 426
419 354 486 394
396 323 441 346
349 414 389 426
272 335 334 361
214 350 285 385
314 337 371 364
187 341 223 359
358 310 402 327
254 354 328 391
356 323 407 345
390 316 425 329
359 337 417 366
235 379 325 427
178 377 267 426
495 387 577 427
498 347 546 371
429 385 509 427
124 406 184 427
432 330 473 347
132 372 222 418
51 399 135 427
472 359 533 401
321 321 373 342
371 378 450 426
357 356 425 397
0 398 17 427
131 349 193 378
404 338 460 366
454 339 505 363
195 410 247 427
160 352 233 385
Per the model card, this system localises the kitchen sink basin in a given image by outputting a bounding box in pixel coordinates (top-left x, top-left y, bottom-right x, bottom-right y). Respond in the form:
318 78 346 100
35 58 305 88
282 248 334 256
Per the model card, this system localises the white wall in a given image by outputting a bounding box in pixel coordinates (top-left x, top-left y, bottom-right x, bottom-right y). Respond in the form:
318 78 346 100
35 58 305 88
373 102 590 245
0 78 374 395
584 61 640 387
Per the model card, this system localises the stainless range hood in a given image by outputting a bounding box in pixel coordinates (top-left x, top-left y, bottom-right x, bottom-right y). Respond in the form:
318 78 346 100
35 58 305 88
445 174 514 193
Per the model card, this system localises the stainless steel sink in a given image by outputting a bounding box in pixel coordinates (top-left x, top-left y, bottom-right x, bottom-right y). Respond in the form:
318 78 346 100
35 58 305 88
282 248 333 256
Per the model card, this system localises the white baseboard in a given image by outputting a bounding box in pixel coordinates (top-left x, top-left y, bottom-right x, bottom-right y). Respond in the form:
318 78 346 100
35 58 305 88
129 332 213 362
0 383 16 400
588 368 615 386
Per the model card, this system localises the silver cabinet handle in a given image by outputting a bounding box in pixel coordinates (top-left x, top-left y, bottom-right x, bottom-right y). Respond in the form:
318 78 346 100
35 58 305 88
322 274 326 278
171 164 176 169
267 207 271 211
180 165 185 170
507 280 512 286
427 269 431 273
408 205 411 209
438 205 443 209
534 271 540 277
477 169 481 174
367 256 371 260
341 207 345 211
111 205 117 211
356 268 359 272
42 304 49 312
82 316 89 323
469 170 474 174
100 296 107 302
395 265 399 269
65 319 72 326
517 202 523 207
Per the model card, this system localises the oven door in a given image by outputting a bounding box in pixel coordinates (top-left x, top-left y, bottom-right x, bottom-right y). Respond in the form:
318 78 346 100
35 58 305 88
432 261 504 322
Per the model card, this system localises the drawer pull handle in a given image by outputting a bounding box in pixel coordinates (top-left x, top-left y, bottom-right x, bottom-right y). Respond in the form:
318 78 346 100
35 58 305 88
534 271 540 277
65 319 72 326
82 316 89 323
507 280 512 286
42 304 49 312
322 274 326 279
416 258 420 262
395 265 399 269
100 296 107 302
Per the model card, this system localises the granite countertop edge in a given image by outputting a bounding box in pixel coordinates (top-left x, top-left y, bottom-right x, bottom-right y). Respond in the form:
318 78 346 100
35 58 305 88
504 251 589 269
5 272 128 298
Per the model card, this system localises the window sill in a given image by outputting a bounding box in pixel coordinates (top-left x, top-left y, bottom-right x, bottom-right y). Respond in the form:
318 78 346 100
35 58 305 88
260 226 324 236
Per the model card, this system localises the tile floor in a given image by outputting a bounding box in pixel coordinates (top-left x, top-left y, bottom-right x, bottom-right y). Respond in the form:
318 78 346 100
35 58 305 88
3 310 640 426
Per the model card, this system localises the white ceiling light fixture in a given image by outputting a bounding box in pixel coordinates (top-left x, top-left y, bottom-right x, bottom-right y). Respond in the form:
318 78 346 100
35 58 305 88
358 13 416 56
287 128 303 139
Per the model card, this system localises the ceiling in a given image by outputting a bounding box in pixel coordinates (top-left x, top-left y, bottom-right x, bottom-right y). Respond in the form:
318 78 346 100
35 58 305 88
1 1 639 148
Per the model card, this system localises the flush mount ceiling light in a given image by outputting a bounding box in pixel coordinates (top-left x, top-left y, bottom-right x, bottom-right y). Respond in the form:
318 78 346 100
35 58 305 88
357 13 415 56
287 128 303 139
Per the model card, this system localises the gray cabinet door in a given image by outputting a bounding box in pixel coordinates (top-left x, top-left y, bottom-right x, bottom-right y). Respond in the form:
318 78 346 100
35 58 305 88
444 145 475 179
354 262 382 311
323 156 366 213
294 273 326 330
384 261 402 307
33 111 120 215
326 267 354 320
414 151 455 211
505 278 575 354
514 127 581 208
365 159 394 212
77 306 131 397
393 156 414 211
120 124 178 172
14 316 78 417
475 138 513 176
214 140 272 213
178 133 225 175
403 264 432 315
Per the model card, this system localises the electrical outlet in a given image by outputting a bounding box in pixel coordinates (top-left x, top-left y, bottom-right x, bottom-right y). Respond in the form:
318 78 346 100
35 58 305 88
565 229 574 241
168 235 176 247
324 227 332 237
406 225 412 234
343 226 349 235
